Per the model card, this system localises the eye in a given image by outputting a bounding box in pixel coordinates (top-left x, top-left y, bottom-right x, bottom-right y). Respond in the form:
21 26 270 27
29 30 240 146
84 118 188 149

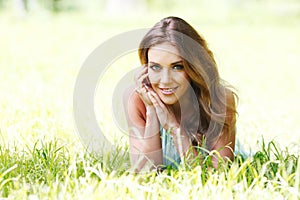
149 64 161 71
173 64 184 71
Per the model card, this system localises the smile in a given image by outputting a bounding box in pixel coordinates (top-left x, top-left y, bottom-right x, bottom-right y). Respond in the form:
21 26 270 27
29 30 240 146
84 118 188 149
159 87 178 95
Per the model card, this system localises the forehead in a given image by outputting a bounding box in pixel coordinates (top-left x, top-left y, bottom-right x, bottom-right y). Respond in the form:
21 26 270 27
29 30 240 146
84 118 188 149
148 43 182 64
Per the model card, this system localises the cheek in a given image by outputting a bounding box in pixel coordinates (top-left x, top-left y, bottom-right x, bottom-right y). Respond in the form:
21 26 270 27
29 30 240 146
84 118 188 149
177 73 191 90
182 72 190 83
181 71 190 80
173 72 190 82
148 72 160 84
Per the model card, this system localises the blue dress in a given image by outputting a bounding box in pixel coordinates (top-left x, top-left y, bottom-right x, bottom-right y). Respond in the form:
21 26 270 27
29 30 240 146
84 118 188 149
160 128 249 167
160 128 181 168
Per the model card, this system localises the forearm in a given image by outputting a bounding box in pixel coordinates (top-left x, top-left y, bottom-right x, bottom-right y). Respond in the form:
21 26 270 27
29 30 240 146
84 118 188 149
130 106 162 171
144 106 160 139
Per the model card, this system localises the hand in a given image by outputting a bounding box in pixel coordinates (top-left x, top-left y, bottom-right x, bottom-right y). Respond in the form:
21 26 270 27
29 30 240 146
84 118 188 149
148 91 179 131
134 66 153 106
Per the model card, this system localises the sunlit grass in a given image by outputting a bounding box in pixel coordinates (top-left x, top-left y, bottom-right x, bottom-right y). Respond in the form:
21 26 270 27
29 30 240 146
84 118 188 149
0 138 298 198
0 1 300 198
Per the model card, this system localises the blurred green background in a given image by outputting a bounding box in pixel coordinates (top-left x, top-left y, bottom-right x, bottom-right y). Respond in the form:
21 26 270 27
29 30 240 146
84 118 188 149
0 0 300 154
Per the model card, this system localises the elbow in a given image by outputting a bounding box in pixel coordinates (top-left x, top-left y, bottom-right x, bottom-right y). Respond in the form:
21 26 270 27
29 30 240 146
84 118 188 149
129 148 163 172
211 148 234 169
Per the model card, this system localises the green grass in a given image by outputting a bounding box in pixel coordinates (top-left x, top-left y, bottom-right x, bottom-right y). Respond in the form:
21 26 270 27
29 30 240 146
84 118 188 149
0 1 300 198
0 139 298 198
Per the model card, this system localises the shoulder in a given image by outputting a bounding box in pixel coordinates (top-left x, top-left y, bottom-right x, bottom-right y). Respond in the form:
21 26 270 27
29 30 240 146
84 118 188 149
123 85 146 123
224 88 236 107
224 88 237 122
210 88 237 159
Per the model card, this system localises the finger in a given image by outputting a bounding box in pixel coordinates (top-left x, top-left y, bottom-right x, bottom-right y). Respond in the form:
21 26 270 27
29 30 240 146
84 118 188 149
150 91 166 109
137 73 149 89
148 92 165 118
135 85 147 94
147 92 158 106
134 67 147 82
135 74 147 89
144 82 154 92
148 92 169 127
138 73 148 83
137 87 147 94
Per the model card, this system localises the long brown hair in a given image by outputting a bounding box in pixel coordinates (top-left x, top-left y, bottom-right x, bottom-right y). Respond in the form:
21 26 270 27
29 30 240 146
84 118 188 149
138 16 237 149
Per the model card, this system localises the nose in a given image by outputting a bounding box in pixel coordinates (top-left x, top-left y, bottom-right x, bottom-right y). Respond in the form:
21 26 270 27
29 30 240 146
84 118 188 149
160 68 171 84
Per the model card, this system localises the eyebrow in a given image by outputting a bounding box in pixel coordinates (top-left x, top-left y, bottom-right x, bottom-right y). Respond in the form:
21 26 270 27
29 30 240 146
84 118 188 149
148 60 183 66
171 60 183 65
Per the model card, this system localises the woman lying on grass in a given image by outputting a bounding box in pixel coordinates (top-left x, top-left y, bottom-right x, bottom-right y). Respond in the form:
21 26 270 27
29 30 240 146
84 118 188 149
124 16 237 172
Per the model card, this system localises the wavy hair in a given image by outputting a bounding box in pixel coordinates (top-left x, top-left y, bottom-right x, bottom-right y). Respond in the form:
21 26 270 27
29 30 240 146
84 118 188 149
138 16 237 149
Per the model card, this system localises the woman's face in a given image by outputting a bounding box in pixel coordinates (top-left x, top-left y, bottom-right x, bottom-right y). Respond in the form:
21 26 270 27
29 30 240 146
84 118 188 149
147 42 190 105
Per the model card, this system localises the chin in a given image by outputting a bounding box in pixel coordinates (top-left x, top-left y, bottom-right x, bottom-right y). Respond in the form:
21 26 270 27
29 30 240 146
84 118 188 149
162 100 177 105
158 95 178 105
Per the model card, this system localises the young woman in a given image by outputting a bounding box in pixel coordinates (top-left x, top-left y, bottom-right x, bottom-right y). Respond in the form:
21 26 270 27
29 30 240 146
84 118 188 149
124 16 237 172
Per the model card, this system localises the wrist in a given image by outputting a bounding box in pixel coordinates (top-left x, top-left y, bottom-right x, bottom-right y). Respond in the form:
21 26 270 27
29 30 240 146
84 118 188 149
167 126 180 135
169 126 189 140
168 122 180 131
146 105 155 112
146 105 156 117
146 105 155 110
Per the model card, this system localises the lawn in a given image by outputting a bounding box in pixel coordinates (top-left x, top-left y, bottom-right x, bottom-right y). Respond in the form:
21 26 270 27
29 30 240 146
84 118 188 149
0 1 299 199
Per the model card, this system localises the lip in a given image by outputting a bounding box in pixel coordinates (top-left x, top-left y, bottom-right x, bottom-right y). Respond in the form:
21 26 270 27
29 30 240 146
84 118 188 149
159 87 178 95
